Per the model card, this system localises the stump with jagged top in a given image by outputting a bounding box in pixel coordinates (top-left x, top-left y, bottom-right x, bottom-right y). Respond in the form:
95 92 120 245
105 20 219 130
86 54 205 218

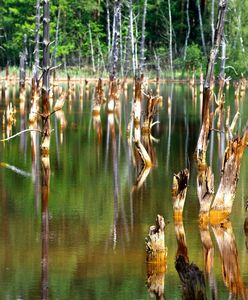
145 215 167 263
172 169 189 219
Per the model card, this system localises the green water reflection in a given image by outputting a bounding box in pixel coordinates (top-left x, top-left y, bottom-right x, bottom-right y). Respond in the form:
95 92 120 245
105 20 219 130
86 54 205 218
0 82 248 299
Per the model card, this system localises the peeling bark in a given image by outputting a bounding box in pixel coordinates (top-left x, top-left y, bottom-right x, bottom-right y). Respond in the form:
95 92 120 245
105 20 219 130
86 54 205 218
197 166 214 216
211 124 248 214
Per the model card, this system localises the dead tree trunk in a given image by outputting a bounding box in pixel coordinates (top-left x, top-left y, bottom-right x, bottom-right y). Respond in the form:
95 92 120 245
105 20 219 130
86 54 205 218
172 169 189 219
110 0 121 78
106 0 111 66
139 0 147 74
33 0 41 88
41 0 51 154
197 0 207 56
142 92 161 135
129 0 135 76
53 5 60 71
145 215 167 262
183 0 190 61
19 34 28 101
211 0 215 46
210 124 248 215
168 0 174 79
88 23 96 74
195 0 227 167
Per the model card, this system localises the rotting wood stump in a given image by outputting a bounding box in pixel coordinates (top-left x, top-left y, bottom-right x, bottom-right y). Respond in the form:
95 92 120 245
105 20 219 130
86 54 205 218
145 215 167 263
210 124 248 218
172 169 189 219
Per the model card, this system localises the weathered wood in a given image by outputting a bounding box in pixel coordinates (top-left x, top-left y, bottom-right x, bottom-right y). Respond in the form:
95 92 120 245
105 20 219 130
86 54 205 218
92 78 104 115
146 261 166 300
195 0 227 167
212 221 247 298
197 166 214 216
145 215 167 262
172 169 189 217
142 92 161 135
210 124 248 215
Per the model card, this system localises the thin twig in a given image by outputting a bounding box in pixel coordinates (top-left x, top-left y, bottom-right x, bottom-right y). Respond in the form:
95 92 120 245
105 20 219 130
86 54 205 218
0 128 42 142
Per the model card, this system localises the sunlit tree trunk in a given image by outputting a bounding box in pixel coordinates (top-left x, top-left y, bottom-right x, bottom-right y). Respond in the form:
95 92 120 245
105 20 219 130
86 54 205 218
88 23 96 73
128 0 135 75
106 0 111 64
211 0 215 46
53 5 60 69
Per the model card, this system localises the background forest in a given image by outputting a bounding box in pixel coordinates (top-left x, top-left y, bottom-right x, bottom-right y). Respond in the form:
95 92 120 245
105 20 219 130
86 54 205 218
0 0 248 77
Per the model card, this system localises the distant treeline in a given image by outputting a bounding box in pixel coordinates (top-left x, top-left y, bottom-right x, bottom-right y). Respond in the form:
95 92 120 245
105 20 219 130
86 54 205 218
0 0 247 77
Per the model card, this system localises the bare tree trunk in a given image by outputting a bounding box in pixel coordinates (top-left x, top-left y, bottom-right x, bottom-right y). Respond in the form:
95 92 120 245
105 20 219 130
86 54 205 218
88 23 96 74
168 0 174 79
119 11 123 77
183 0 190 61
110 0 121 78
139 0 147 74
106 0 111 65
53 5 60 69
195 0 227 167
33 0 40 87
128 0 135 76
210 124 248 215
41 0 51 154
211 0 215 46
197 0 207 56
19 34 28 101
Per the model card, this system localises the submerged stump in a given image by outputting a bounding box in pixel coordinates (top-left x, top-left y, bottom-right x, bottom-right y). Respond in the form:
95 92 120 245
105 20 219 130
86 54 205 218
145 214 167 263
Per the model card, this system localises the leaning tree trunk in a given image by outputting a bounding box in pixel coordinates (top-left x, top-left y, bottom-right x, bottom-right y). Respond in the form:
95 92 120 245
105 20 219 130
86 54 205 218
210 124 248 216
139 0 147 74
41 0 51 154
195 0 227 167
172 169 189 219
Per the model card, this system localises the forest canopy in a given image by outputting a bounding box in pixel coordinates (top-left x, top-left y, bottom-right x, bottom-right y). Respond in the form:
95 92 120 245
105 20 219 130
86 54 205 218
0 0 247 77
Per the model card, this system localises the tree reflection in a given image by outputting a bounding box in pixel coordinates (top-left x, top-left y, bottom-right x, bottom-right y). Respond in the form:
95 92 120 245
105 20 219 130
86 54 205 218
212 221 247 299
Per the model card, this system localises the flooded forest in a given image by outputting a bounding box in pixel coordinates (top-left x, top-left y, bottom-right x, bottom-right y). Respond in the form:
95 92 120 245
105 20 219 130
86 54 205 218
1 0 248 299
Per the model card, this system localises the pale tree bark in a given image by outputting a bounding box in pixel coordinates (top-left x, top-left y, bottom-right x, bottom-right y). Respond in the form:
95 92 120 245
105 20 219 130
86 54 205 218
183 0 190 61
88 23 96 73
139 0 147 74
33 0 40 87
211 0 215 46
195 0 227 167
168 0 174 79
106 0 111 64
128 0 135 76
197 0 207 56
53 5 60 69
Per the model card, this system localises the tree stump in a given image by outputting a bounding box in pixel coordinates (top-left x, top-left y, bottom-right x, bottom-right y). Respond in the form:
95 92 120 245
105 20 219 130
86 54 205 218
172 169 189 219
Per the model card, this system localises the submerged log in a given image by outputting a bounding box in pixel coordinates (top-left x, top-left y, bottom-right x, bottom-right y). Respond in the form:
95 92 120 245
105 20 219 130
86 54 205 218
212 221 247 299
145 215 167 262
172 169 189 218
197 166 214 217
210 124 248 216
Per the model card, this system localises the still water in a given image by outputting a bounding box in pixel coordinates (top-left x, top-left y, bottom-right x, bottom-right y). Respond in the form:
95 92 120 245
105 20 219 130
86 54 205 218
0 82 248 299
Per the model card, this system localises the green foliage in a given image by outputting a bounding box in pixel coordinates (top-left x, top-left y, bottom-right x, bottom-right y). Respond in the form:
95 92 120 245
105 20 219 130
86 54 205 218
184 43 203 70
